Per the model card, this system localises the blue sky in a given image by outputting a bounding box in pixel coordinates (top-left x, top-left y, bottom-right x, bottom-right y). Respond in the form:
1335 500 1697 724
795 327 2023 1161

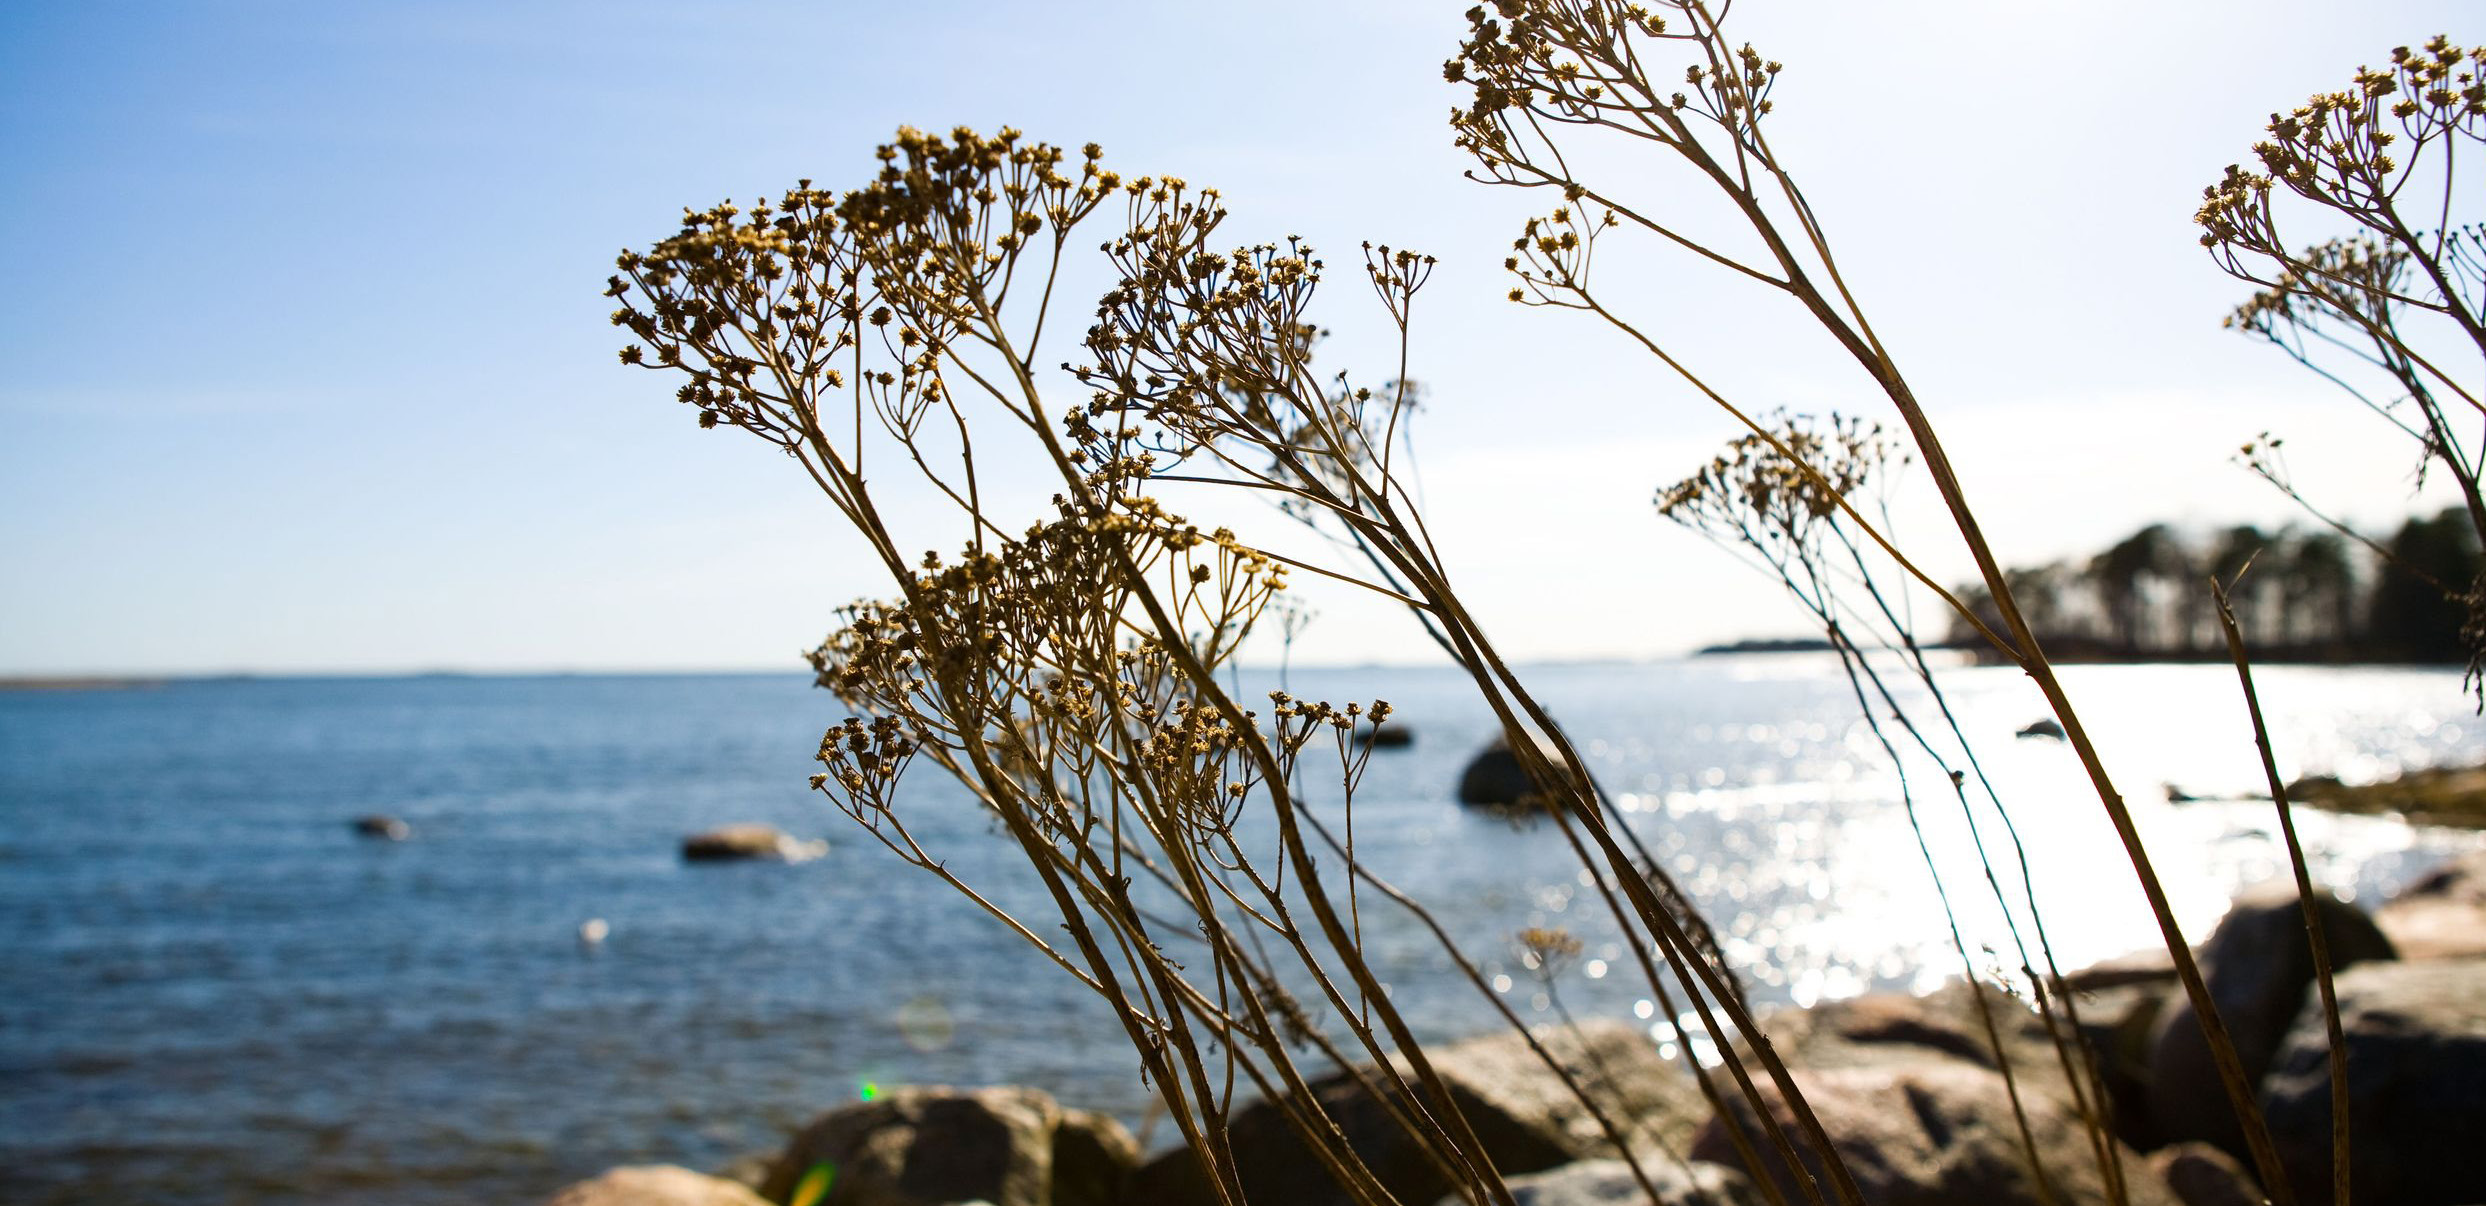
2 0 2476 674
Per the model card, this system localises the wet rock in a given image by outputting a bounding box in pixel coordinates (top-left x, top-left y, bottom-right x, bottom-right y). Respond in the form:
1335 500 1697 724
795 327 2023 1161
2261 957 2486 1206
1456 733 1570 810
2375 848 2486 960
1689 1061 2178 1206
2145 882 2395 1156
1357 724 1415 749
2145 1142 2261 1206
757 1085 1136 1206
680 823 828 862
2015 718 2066 741
544 1164 772 1206
1440 1156 1758 1205
1131 1020 1704 1206
353 814 409 840
1050 1108 1136 1206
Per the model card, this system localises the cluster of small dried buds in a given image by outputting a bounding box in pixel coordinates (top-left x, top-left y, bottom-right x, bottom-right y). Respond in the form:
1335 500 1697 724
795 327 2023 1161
610 127 1130 451
1134 698 1254 834
2223 234 2409 336
811 715 921 807
1657 413 1894 545
1265 692 1395 747
1516 925 1584 977
1506 203 1617 303
1451 2 1764 176
2198 37 2483 250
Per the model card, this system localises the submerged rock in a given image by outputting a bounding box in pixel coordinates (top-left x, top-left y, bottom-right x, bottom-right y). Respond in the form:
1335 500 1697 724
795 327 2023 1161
2261 956 2486 1206
543 1164 771 1206
2145 882 2396 1157
758 1085 1136 1206
352 814 409 840
1132 1020 1705 1206
680 823 827 862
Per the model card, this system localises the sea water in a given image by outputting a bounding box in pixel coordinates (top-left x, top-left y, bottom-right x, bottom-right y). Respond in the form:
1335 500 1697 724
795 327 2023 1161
3 658 2478 1204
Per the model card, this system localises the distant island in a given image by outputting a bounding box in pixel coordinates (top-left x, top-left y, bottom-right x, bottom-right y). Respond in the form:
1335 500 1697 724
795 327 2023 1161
0 676 168 692
1946 510 2477 667
1694 637 1840 655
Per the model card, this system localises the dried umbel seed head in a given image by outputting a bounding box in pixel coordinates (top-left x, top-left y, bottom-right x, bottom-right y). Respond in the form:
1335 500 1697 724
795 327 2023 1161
2197 37 2483 253
1657 412 1900 557
1516 926 1584 978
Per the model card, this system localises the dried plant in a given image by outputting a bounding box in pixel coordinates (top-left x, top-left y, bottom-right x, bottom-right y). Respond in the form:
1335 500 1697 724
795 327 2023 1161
1661 414 2127 1203
603 9 2416 1205
2201 36 2486 699
1447 1 2309 1199
614 122 1834 1206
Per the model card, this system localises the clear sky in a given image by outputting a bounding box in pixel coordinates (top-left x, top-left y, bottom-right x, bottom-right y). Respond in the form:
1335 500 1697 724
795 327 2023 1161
1 0 2475 675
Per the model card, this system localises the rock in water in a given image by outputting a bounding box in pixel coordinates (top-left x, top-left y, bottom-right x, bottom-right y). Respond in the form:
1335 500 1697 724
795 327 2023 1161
2261 957 2486 1206
680 823 827 862
353 814 409 840
1130 1020 1706 1206
1356 724 1415 749
2014 718 2066 740
543 1164 772 1206
758 1085 1137 1206
1456 733 1573 810
1689 1061 2180 1206
2145 882 2395 1157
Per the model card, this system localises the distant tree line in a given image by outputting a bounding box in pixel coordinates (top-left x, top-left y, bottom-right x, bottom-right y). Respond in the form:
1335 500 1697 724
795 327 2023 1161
1949 507 2481 663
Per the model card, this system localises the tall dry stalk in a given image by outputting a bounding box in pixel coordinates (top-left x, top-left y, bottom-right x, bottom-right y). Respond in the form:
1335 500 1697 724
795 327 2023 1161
1445 1 2299 1196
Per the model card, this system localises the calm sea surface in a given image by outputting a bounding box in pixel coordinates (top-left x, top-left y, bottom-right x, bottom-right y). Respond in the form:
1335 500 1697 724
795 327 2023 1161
4 659 2480 1204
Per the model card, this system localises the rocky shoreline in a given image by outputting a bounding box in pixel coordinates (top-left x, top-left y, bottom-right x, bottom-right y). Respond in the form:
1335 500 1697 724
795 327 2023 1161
544 850 2486 1206
2286 764 2486 830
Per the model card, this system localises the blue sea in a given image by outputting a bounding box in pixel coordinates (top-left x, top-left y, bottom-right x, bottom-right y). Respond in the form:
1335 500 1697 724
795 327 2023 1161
4 659 2480 1204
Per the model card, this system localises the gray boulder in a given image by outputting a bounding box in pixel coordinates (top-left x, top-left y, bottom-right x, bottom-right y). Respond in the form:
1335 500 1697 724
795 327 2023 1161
1756 978 2161 1148
2145 882 2395 1155
2261 957 2486 1206
1690 1061 2178 1206
758 1086 1136 1206
1437 1156 1757 1206
1130 1020 1704 1206
543 1165 772 1206
2145 1142 2262 1206
2376 848 2486 960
